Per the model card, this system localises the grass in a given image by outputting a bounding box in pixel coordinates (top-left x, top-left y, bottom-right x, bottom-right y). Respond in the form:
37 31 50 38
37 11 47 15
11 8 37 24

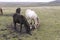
0 6 60 40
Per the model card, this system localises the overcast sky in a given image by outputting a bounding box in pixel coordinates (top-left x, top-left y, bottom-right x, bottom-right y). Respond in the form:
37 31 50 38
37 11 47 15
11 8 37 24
0 0 55 2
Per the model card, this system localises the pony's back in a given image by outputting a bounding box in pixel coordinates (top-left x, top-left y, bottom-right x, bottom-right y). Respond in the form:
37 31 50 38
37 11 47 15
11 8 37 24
25 9 37 19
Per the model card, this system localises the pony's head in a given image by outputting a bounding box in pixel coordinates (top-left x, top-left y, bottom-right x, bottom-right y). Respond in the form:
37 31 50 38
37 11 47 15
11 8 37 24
29 23 35 31
16 8 21 14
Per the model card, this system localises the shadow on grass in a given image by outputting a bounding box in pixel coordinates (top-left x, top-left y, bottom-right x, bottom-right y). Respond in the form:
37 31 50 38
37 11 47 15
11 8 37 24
6 23 27 35
0 23 28 40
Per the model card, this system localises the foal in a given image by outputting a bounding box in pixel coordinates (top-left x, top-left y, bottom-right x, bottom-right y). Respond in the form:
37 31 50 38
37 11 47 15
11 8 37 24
13 8 31 35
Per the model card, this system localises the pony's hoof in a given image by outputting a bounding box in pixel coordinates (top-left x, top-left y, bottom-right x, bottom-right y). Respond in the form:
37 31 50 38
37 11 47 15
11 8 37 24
27 32 32 35
28 33 32 35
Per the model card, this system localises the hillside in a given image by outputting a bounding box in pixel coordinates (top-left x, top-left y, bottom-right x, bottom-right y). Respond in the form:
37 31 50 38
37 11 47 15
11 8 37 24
0 0 60 7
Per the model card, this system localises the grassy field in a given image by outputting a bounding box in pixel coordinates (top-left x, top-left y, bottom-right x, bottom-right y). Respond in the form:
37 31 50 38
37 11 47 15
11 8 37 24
0 6 60 40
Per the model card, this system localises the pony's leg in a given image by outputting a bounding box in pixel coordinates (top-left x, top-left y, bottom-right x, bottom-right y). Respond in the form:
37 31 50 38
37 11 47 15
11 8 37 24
34 19 37 29
36 17 40 28
32 19 35 27
24 24 31 35
20 24 22 32
14 22 17 30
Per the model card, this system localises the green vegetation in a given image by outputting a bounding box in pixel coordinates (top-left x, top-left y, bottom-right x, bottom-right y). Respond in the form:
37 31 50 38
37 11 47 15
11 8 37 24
0 6 60 40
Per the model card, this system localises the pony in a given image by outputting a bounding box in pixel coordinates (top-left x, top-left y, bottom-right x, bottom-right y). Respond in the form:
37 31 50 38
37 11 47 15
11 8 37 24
0 8 3 15
13 8 32 35
25 9 40 29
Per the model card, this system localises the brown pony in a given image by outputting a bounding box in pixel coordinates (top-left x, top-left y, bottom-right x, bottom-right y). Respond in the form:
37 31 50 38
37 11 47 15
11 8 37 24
13 8 32 35
0 8 3 15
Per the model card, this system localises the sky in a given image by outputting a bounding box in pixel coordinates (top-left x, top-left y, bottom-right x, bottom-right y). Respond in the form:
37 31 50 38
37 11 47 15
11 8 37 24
0 0 55 2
